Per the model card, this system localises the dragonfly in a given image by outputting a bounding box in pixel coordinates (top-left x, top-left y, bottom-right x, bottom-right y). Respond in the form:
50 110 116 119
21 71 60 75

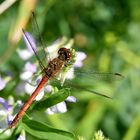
8 12 123 128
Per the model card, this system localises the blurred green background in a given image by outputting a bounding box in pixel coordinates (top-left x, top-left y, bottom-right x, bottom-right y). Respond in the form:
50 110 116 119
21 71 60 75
0 0 140 140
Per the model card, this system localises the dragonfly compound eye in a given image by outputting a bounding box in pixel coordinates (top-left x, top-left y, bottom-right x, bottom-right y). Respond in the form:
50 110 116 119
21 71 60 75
58 48 72 61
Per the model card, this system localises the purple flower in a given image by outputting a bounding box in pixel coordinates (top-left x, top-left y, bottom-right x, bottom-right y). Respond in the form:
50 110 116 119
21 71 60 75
0 97 14 129
24 62 37 73
0 97 12 111
7 115 14 126
17 32 37 60
20 62 37 80
17 60 45 101
74 52 87 68
23 32 36 53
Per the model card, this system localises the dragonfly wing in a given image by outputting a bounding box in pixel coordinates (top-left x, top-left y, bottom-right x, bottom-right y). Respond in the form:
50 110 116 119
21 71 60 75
59 79 113 99
25 71 43 86
73 85 113 99
22 30 45 71
47 74 113 99
58 70 124 99
30 12 75 68
74 70 124 82
30 12 49 68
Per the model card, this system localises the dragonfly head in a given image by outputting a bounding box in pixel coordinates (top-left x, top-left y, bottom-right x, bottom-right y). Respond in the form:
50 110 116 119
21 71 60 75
58 48 72 62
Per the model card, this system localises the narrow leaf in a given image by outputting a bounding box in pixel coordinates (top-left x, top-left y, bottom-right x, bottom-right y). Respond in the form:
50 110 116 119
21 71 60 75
22 118 74 140
32 88 70 110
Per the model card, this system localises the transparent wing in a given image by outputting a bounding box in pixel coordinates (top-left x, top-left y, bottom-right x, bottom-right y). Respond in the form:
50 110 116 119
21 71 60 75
52 70 124 99
22 29 45 71
67 83 113 99
25 71 43 86
49 76 113 99
30 12 49 68
74 70 124 82
31 12 73 63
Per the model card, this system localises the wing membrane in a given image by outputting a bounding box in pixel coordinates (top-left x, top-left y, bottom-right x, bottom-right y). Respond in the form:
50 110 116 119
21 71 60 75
49 75 113 99
22 29 45 71
75 70 124 82
30 12 50 68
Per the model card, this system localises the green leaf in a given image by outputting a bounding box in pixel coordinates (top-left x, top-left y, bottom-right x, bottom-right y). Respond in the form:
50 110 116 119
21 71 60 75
32 88 70 110
22 118 75 140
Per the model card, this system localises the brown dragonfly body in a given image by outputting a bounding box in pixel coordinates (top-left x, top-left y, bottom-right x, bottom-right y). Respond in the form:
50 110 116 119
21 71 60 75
8 12 123 129
9 48 72 128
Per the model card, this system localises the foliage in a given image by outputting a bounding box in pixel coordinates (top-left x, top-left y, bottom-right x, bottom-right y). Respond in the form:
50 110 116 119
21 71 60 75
0 0 140 140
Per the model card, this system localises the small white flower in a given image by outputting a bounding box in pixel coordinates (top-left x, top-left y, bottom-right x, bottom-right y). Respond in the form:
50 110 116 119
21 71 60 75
17 130 26 140
66 96 76 102
24 81 52 101
44 85 53 93
45 95 76 115
47 38 63 54
24 83 45 101
17 32 37 60
17 134 26 140
35 90 45 101
0 75 11 91
46 101 67 115
20 71 34 81
24 82 36 94
20 62 37 80
0 76 6 90
17 49 33 60
63 68 75 80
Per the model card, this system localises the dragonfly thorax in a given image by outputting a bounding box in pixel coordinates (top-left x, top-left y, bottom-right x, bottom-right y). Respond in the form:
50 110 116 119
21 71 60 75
58 48 72 62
